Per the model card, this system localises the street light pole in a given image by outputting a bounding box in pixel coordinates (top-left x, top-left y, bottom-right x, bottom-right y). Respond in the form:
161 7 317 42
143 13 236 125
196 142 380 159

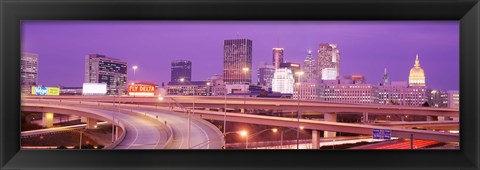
245 128 278 149
281 127 304 149
223 83 227 149
223 130 247 149
242 67 249 113
180 78 194 149
132 65 138 97
79 128 85 149
295 71 304 149
112 79 120 143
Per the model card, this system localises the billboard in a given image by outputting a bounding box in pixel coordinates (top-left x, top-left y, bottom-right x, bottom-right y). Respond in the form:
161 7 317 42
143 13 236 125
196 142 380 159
31 86 60 96
82 83 107 95
128 84 157 96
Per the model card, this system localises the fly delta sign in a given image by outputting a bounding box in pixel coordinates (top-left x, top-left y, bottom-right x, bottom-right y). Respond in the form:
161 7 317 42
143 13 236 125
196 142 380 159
372 128 391 140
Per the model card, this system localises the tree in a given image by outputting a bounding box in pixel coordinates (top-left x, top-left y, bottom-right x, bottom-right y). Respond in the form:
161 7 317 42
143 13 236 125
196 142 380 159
389 100 399 105
422 101 430 107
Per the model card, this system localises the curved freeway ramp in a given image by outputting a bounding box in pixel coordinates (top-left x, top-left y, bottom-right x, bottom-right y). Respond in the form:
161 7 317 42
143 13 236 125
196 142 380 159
22 100 224 149
22 102 170 149
130 108 224 149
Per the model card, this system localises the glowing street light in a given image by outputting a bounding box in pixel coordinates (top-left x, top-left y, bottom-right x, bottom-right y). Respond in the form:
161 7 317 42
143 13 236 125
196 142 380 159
221 130 248 149
239 130 248 137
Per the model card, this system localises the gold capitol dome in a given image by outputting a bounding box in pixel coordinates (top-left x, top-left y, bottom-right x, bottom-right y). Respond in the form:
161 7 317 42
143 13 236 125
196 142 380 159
408 54 426 86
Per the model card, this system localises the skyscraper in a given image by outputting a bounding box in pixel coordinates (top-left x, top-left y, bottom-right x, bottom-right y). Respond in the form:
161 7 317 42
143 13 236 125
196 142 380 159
272 68 294 94
303 50 317 81
257 62 275 89
383 68 389 84
171 60 192 83
223 39 253 84
21 52 38 94
428 89 448 107
447 90 459 108
378 81 427 106
319 80 379 104
84 54 128 95
317 43 340 80
280 62 301 83
408 54 426 87
272 48 284 69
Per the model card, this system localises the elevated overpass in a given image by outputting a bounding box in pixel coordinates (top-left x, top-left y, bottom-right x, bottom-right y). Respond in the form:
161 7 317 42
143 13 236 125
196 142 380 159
25 96 458 117
23 98 459 143
370 120 459 130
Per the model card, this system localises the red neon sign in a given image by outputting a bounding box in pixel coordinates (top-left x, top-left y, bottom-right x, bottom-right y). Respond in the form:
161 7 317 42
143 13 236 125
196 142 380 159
128 85 157 92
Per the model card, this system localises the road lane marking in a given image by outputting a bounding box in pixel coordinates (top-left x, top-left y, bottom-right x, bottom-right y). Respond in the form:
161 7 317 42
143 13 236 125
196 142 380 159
191 120 210 149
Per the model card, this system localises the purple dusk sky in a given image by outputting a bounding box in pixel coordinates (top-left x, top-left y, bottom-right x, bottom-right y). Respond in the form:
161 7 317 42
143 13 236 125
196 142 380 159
21 21 459 91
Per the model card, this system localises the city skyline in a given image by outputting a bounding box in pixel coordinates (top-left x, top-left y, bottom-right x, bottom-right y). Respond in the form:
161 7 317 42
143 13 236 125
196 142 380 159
21 21 459 91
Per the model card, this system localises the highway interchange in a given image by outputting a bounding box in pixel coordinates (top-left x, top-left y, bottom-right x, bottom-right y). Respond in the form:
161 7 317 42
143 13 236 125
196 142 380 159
21 95 459 149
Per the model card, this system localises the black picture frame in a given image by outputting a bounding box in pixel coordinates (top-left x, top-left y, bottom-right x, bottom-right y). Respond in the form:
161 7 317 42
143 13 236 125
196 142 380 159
1 0 479 169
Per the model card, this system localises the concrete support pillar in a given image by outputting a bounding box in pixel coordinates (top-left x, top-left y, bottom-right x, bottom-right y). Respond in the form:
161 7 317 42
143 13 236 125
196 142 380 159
42 112 54 128
86 118 98 129
312 130 320 149
25 114 33 124
426 116 437 121
401 116 405 122
438 116 450 121
324 113 337 138
362 112 369 123
80 116 88 123
205 108 210 111
115 126 120 140
241 109 245 113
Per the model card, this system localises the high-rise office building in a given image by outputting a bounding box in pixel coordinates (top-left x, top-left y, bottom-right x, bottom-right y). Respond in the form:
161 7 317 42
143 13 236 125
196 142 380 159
447 90 459 108
272 68 294 94
84 54 128 95
21 52 39 94
303 50 317 81
408 54 426 87
171 60 192 83
342 75 366 84
280 62 301 83
272 48 284 69
293 82 320 100
428 89 448 107
223 39 253 84
318 80 379 104
317 43 340 80
378 81 428 106
257 62 275 89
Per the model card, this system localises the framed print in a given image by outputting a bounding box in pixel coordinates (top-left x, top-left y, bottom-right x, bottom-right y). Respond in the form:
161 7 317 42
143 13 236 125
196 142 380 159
1 0 479 169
